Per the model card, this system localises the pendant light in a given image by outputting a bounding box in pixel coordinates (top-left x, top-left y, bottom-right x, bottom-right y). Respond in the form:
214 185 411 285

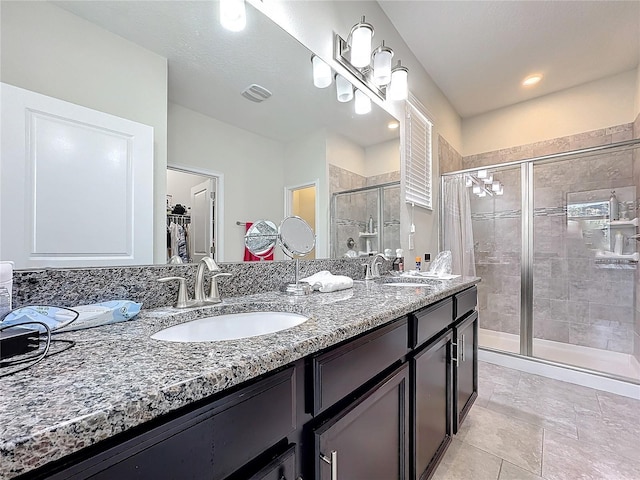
311 55 332 89
350 17 374 68
220 0 246 32
388 61 408 101
354 89 371 115
336 74 354 102
372 41 394 86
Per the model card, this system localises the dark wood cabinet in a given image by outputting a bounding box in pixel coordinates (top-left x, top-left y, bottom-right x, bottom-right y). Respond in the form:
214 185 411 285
312 364 409 480
247 445 296 480
453 311 478 433
411 331 453 480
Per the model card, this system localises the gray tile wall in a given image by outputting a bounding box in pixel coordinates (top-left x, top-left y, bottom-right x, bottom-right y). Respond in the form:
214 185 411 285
464 123 638 356
438 135 463 173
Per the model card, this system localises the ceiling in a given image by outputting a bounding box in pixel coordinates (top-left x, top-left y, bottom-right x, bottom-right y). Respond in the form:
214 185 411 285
379 0 640 118
54 1 398 147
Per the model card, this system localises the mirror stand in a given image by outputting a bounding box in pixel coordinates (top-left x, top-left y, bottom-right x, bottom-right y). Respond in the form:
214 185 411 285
280 258 312 296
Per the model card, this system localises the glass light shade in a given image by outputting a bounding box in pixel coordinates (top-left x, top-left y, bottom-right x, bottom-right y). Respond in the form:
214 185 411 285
354 89 372 115
472 185 481 194
483 175 493 184
491 181 502 192
373 46 393 86
336 74 353 102
465 176 473 188
478 190 487 197
477 169 488 179
388 64 408 101
496 186 504 195
350 21 374 68
312 55 332 89
220 0 246 32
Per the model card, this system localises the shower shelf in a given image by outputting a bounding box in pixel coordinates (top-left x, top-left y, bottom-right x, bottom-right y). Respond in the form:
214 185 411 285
358 231 378 238
607 218 638 227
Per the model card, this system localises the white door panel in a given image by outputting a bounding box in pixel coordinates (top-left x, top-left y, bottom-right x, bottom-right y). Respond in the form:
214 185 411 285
0 82 154 268
190 180 214 262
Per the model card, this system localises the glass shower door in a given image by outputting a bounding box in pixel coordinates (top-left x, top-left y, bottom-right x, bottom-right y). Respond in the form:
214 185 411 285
467 165 522 354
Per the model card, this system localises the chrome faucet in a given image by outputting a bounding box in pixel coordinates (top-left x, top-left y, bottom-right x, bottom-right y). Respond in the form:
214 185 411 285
363 253 386 280
159 257 231 308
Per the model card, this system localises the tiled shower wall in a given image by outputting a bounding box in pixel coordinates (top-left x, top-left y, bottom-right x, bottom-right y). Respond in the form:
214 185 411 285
329 164 400 257
453 122 639 356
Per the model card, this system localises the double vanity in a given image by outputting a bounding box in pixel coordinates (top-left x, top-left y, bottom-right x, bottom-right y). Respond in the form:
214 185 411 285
1 273 479 480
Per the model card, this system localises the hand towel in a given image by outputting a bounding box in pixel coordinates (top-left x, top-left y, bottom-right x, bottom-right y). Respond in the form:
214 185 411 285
244 222 274 262
300 270 353 293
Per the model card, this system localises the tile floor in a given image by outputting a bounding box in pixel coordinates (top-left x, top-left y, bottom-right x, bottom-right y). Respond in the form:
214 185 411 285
432 361 640 480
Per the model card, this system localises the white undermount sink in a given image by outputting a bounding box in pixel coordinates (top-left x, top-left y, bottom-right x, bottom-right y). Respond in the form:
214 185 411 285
151 312 308 342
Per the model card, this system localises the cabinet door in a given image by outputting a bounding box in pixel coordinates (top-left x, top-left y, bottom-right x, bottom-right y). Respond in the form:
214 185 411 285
412 331 453 480
454 312 478 433
313 365 409 480
247 445 296 480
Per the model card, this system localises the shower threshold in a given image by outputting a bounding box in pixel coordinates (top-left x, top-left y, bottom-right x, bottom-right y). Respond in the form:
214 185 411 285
479 328 640 382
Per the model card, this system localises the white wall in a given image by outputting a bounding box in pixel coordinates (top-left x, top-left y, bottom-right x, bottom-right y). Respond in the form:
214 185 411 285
166 170 211 209
365 139 401 177
326 132 366 175
635 65 640 118
463 70 638 156
283 130 328 257
0 1 169 263
168 103 285 262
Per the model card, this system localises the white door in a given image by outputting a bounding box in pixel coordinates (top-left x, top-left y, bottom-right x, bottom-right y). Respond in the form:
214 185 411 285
190 179 215 262
0 83 154 268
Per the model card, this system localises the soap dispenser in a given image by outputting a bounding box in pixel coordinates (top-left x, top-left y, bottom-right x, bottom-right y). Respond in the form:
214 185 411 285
609 190 619 221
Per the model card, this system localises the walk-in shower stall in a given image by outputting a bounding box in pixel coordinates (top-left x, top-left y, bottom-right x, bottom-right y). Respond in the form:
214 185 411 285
442 141 640 383
331 182 400 258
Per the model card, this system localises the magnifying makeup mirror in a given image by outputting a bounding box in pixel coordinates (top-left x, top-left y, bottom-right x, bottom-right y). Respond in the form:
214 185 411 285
279 216 316 295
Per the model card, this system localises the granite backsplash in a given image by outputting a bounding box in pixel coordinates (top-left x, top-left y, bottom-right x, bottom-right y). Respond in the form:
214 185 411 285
11 258 390 310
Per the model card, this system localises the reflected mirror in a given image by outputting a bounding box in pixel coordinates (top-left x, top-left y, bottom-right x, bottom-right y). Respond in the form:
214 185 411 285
0 0 400 268
279 216 316 258
244 220 278 260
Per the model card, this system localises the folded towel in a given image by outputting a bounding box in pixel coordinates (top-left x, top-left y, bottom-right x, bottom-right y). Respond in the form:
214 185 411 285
403 271 460 280
300 270 354 293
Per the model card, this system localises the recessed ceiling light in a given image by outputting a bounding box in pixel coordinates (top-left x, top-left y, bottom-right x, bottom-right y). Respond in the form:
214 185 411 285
388 121 400 130
522 74 543 87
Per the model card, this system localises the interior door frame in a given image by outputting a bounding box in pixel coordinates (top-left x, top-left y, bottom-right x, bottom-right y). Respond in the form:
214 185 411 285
167 164 225 262
284 179 320 255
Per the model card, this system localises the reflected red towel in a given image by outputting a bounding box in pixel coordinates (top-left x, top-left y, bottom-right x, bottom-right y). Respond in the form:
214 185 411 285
243 222 274 262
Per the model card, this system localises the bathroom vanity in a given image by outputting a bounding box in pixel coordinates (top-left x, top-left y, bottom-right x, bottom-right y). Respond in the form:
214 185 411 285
0 278 478 480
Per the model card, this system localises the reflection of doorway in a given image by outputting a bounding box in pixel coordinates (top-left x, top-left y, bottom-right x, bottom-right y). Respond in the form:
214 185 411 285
167 168 220 262
285 181 318 259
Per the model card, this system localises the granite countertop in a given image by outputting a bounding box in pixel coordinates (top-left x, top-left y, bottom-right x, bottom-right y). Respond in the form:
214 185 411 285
0 276 479 479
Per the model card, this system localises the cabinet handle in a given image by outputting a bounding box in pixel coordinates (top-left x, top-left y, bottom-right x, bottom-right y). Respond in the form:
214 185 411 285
320 450 338 480
451 342 458 364
461 334 466 362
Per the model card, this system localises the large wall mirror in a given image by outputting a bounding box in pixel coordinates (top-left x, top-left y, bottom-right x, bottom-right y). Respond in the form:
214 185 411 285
0 0 400 268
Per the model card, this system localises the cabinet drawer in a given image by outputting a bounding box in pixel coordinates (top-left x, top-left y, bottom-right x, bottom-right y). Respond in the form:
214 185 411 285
247 444 296 480
410 298 453 348
310 318 408 415
454 286 477 320
50 367 296 480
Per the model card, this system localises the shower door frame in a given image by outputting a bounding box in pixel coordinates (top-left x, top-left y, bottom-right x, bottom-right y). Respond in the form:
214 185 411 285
440 138 640 381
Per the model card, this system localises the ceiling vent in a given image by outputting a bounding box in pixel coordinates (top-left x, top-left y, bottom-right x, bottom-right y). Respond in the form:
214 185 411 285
241 84 272 103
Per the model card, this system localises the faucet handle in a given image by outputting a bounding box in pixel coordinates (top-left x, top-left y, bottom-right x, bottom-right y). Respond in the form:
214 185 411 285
207 272 232 303
361 263 374 281
158 276 190 308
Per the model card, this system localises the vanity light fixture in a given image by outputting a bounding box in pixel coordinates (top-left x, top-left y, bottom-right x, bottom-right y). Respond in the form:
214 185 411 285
387 121 400 130
522 73 543 87
335 74 354 102
312 55 333 89
219 0 246 32
466 170 504 198
333 16 408 102
354 89 372 115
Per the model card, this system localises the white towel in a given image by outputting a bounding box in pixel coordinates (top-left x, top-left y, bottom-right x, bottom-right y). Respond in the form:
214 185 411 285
300 270 354 293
